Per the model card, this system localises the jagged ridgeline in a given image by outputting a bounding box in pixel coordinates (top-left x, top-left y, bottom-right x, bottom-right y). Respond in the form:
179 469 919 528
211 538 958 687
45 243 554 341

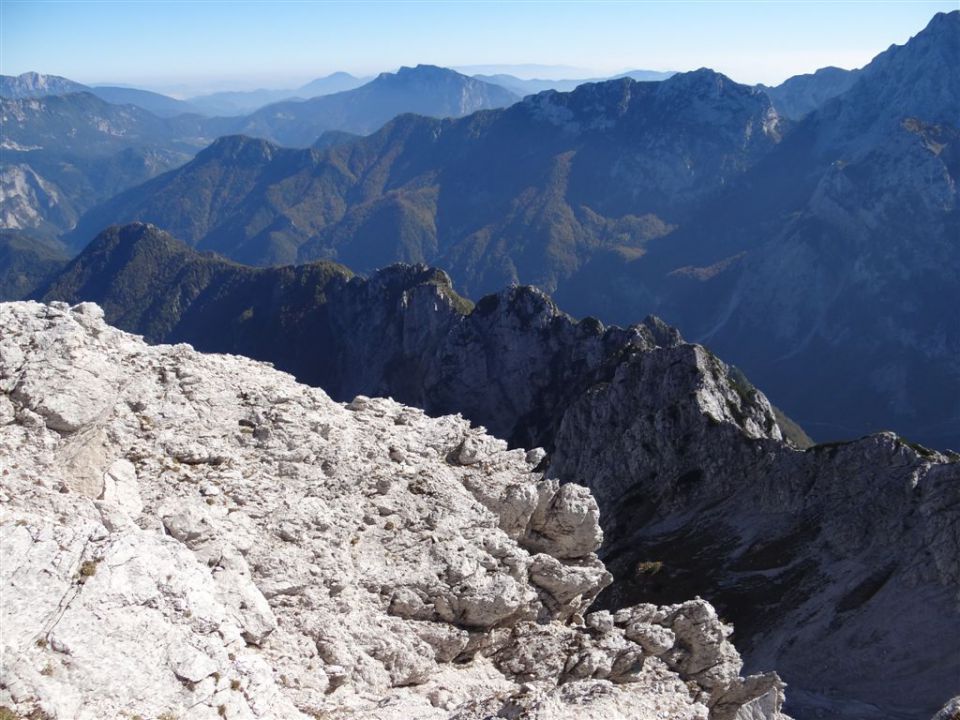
53 12 960 450
36 222 960 719
37 223 792 451
0 65 519 245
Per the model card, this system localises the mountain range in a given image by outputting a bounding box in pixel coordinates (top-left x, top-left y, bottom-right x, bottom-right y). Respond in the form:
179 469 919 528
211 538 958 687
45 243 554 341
33 221 960 719
2 13 958 449
0 66 523 241
1 59 820 246
1 68 675 115
227 65 519 146
185 71 369 116
1 72 199 117
3 11 960 719
65 68 781 268
472 68 676 96
51 11 958 450
0 70 369 116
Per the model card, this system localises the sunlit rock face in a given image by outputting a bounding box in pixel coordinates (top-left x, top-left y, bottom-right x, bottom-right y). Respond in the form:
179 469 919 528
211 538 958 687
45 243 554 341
0 301 789 720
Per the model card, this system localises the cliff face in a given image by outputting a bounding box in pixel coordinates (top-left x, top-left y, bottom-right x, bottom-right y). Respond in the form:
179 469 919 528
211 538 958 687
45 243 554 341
551 354 960 718
0 301 788 720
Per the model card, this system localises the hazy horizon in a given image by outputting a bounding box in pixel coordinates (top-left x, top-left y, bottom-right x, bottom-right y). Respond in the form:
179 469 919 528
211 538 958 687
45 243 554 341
2 0 956 95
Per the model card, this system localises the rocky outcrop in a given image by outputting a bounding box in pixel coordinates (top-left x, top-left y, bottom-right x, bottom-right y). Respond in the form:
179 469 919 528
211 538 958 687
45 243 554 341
36 226 960 717
0 301 788 720
550 345 960 719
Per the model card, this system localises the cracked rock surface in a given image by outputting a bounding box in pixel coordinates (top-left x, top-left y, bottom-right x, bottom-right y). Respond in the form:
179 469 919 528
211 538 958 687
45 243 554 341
0 301 789 720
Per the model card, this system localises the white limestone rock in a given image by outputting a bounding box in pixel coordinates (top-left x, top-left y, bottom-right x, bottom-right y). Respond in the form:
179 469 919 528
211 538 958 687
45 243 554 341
0 301 790 720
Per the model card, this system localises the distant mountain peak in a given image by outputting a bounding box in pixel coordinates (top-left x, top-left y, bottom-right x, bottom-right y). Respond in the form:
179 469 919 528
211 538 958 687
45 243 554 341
199 134 278 161
383 65 475 84
922 8 959 34
407 64 457 74
658 67 747 97
0 71 89 99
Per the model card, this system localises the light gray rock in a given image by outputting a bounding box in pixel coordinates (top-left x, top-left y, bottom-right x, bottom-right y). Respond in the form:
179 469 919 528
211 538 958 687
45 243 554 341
0 301 790 720
100 458 143 516
524 480 605 559
932 697 960 720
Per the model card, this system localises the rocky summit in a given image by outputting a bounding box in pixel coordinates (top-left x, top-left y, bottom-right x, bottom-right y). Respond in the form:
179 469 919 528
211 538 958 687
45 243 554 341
30 225 960 717
0 301 789 720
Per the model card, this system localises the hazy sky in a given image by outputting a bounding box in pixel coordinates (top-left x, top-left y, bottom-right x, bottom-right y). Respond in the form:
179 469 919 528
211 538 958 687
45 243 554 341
2 1 955 93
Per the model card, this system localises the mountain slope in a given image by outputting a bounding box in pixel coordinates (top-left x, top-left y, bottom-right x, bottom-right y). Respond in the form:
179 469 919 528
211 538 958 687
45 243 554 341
229 65 520 145
0 92 208 156
0 71 88 98
759 66 860 119
89 85 199 117
602 9 960 448
187 72 367 116
0 92 214 236
37 223 960 720
0 231 69 299
552 357 960 720
68 69 782 272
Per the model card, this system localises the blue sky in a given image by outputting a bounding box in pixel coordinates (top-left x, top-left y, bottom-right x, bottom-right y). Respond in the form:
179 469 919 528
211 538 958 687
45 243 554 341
2 1 955 93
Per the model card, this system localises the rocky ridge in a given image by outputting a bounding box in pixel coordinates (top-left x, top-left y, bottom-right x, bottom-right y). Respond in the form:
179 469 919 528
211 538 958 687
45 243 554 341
549 344 960 719
33 231 960 717
38 224 793 453
0 301 789 720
